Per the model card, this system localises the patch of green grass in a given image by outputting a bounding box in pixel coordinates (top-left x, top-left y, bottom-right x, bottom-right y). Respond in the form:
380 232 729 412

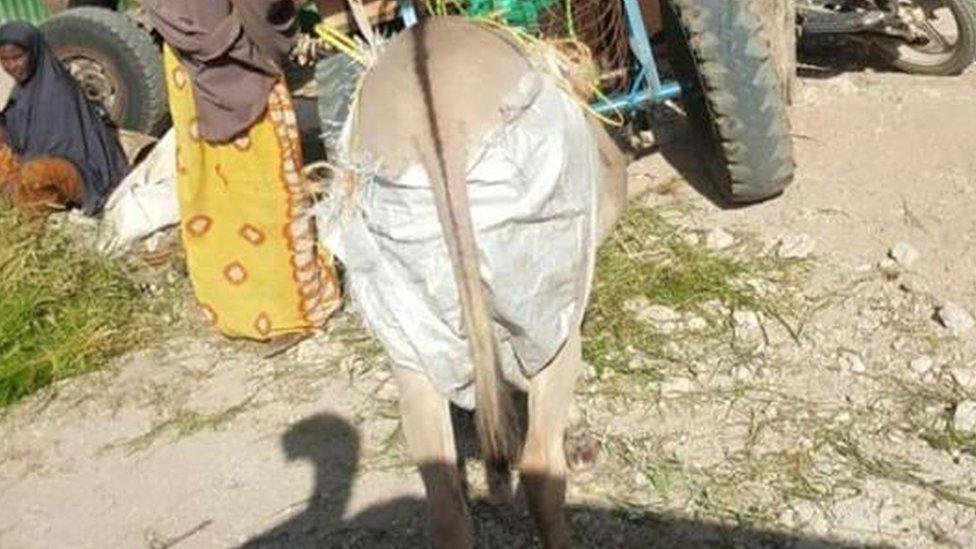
582 202 803 375
920 426 976 459
827 428 976 508
883 373 976 458
0 208 164 407
595 380 976 532
598 409 858 526
328 312 387 368
568 200 976 536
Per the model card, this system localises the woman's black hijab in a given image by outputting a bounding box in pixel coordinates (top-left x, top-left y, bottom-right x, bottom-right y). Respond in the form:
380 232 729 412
0 21 128 215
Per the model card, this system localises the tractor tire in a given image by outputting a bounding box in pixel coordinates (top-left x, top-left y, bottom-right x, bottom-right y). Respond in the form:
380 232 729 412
662 0 795 203
41 7 168 135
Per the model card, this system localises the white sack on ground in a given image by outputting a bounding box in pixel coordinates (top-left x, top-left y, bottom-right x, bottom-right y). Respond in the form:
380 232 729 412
98 129 178 253
318 74 602 408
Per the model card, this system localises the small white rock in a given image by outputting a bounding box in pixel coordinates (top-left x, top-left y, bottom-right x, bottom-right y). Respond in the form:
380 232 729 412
908 357 934 376
776 234 815 259
705 227 735 251
856 311 882 332
661 377 696 396
627 353 652 371
733 276 769 295
950 367 976 390
732 366 753 382
681 232 701 247
703 299 728 316
953 401 976 433
624 298 681 332
887 430 906 444
897 276 927 294
876 258 901 281
644 305 681 324
889 242 920 268
936 302 975 335
733 310 763 331
840 352 867 374
686 316 708 331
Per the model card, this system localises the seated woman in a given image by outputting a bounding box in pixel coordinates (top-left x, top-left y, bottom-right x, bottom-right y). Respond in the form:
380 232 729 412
0 21 128 215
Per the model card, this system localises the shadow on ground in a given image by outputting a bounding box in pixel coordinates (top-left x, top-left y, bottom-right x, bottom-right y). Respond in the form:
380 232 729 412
632 36 900 212
628 108 763 211
232 413 892 549
797 35 896 79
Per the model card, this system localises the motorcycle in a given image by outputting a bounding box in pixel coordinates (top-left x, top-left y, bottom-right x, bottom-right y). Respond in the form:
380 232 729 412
798 0 976 75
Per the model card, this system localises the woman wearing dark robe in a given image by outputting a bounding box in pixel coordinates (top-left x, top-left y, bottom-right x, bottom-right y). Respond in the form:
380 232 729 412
0 21 128 216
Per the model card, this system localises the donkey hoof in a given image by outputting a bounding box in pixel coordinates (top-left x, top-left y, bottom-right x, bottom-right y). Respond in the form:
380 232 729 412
487 462 515 506
565 427 601 470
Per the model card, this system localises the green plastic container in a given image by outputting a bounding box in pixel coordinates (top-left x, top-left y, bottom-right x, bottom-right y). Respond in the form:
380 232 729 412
0 1 143 25
0 0 50 24
467 0 557 28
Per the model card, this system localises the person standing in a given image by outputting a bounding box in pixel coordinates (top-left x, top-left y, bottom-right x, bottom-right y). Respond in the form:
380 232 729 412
145 0 341 345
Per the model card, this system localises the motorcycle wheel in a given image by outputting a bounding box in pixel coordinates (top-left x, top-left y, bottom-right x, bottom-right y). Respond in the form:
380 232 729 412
662 0 795 203
875 0 976 75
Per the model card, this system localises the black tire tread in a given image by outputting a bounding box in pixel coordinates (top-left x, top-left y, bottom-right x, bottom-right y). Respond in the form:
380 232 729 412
41 7 168 135
665 0 795 203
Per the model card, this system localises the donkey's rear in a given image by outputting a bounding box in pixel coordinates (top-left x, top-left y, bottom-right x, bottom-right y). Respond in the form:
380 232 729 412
325 16 627 548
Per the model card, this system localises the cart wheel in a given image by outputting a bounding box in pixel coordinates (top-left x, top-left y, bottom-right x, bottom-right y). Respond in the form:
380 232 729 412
41 7 169 135
663 0 795 203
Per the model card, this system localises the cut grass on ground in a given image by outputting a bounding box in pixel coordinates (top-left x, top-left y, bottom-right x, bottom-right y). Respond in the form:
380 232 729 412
0 209 163 407
577 200 976 535
583 201 806 376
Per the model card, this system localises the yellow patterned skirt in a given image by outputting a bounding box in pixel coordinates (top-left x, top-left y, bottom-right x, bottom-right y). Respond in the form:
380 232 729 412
163 47 341 340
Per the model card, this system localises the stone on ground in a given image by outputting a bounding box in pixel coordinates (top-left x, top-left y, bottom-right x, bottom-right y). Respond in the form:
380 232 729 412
936 302 975 335
953 401 976 433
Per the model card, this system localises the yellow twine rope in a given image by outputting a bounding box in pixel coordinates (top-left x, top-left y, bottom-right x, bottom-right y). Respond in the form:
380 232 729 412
314 22 369 66
314 13 626 129
473 16 626 127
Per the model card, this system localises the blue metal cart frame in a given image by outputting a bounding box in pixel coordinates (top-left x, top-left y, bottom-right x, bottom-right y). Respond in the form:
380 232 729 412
397 0 684 116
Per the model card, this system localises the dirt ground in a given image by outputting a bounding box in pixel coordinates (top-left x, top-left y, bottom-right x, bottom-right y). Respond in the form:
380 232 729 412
2 64 975 549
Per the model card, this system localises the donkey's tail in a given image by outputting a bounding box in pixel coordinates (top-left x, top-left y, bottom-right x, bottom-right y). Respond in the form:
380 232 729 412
412 24 518 468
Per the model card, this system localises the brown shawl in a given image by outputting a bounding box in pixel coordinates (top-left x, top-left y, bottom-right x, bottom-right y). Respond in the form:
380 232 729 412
145 0 297 142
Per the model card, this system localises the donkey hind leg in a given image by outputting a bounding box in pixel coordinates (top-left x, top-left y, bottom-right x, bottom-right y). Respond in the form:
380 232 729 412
519 330 582 549
393 366 474 549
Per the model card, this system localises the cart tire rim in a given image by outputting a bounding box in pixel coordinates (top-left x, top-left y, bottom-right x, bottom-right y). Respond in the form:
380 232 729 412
57 47 127 123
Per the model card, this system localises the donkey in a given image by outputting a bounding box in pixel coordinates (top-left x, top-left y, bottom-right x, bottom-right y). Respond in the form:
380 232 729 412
337 16 627 548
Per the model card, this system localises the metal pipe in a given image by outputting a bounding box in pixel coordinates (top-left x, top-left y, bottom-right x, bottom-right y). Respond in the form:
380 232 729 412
622 0 663 93
591 81 682 115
